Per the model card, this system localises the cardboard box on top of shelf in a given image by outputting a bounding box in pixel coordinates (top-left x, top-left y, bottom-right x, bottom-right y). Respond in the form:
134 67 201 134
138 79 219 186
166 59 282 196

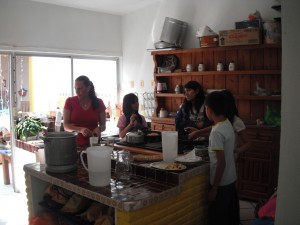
219 28 261 46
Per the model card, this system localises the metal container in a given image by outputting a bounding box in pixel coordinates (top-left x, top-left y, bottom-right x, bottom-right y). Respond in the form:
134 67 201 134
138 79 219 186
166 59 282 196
42 132 77 173
159 17 188 48
126 132 144 144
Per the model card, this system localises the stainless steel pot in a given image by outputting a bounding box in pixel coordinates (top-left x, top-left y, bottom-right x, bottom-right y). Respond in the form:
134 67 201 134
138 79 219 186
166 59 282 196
42 131 77 173
126 131 144 144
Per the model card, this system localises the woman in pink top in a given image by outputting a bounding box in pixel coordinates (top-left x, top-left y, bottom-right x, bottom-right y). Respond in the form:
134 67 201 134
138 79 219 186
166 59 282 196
117 93 148 138
63 76 106 146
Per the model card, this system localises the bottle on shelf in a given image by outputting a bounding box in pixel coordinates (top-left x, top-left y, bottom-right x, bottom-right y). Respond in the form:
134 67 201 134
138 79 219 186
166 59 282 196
228 61 235 71
217 62 224 71
55 107 62 132
198 63 205 71
186 64 193 72
175 84 182 94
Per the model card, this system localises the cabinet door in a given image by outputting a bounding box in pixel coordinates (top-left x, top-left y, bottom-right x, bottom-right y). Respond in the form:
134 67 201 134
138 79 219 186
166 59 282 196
237 128 279 201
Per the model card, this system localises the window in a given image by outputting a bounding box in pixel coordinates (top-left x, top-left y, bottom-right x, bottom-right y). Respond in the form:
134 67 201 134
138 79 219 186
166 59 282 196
15 56 118 114
73 58 118 108
30 56 72 112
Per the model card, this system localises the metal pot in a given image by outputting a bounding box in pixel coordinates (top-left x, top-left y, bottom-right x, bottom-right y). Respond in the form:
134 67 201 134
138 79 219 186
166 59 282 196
42 131 77 173
126 131 144 144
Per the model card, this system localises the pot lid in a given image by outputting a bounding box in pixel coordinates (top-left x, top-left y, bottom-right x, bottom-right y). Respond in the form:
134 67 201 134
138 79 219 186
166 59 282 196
126 132 143 137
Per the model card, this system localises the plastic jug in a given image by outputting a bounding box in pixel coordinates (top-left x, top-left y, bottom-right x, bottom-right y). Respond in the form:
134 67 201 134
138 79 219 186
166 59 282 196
161 131 178 163
80 146 112 186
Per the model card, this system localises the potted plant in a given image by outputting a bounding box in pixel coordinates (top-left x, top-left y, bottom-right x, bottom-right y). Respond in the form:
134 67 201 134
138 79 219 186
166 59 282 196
15 117 47 141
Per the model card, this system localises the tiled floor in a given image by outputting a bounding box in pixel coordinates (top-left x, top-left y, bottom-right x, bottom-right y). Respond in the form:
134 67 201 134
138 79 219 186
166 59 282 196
0 164 28 225
0 163 256 225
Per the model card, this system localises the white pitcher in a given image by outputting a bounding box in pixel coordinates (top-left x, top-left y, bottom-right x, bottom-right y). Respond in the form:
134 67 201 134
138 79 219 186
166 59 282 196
162 131 178 163
80 146 112 187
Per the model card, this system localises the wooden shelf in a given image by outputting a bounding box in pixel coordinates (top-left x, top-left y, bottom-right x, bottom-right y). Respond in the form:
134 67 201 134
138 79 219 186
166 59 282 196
151 44 281 202
151 44 281 120
155 70 281 77
151 44 281 55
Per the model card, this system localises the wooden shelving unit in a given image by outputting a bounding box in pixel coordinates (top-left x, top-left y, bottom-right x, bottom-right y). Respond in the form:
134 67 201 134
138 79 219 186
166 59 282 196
150 44 281 200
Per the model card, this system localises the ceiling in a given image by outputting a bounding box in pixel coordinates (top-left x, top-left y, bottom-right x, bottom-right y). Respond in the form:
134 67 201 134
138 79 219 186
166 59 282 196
31 0 162 15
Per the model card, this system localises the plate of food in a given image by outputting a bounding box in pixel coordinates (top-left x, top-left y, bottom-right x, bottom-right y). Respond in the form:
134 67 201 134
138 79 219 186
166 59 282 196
150 162 187 171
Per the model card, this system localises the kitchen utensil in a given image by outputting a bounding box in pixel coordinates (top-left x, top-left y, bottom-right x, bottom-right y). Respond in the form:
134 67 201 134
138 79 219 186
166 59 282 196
154 41 175 49
125 131 144 144
115 150 132 180
162 131 178 163
42 131 77 173
80 146 112 187
159 17 188 48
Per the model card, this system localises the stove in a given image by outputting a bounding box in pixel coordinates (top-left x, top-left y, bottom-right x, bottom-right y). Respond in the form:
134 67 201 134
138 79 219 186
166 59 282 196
116 139 208 154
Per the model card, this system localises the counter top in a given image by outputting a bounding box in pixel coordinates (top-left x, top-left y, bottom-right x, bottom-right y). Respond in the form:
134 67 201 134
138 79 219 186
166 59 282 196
16 139 44 153
114 143 162 155
24 157 209 212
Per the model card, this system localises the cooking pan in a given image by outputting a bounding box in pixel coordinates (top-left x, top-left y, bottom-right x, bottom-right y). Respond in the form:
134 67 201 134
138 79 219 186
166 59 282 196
41 131 78 173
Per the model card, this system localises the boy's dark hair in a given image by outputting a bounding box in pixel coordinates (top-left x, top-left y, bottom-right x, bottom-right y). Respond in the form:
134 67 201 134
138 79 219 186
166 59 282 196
75 75 99 110
205 91 228 116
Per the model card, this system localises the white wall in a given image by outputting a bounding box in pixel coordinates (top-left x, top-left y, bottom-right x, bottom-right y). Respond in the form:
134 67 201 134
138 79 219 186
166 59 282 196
276 1 300 225
0 0 122 56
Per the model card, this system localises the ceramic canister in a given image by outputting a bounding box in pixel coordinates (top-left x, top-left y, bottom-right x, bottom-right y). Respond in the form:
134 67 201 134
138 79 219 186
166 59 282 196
217 62 224 71
186 64 193 72
198 63 205 72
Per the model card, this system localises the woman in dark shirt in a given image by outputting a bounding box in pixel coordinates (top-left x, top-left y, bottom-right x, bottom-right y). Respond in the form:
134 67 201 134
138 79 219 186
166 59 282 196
175 80 211 139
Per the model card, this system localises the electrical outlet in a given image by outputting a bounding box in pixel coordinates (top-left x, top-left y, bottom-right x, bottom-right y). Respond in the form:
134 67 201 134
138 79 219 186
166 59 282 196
140 80 144 88
140 104 145 111
130 80 134 88
151 80 155 87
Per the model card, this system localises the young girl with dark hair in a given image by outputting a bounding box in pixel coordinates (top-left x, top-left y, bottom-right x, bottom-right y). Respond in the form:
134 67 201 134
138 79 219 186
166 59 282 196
205 91 240 225
63 75 106 146
117 93 148 138
175 80 211 138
